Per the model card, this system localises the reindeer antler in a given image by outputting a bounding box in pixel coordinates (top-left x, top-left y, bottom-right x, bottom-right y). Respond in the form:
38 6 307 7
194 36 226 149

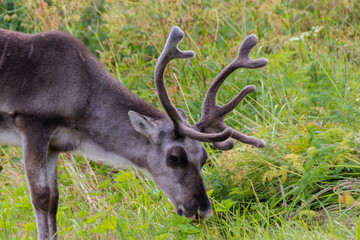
195 34 268 150
155 27 268 150
155 27 233 142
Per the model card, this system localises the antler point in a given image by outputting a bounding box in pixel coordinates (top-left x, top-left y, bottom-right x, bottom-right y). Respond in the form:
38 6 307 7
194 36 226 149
248 85 256 91
247 35 258 44
170 26 185 40
257 140 266 148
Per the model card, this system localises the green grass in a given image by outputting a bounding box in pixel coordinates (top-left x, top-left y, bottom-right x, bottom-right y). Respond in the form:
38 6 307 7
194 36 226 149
1 0 360 239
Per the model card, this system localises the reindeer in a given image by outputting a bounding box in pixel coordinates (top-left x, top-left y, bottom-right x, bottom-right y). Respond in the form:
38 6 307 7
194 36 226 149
0 26 268 239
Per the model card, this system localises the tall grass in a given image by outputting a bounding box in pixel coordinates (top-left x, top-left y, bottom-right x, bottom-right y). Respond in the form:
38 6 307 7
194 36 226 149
0 0 359 239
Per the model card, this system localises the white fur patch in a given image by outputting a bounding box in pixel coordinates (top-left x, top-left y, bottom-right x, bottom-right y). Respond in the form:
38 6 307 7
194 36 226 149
50 128 133 168
0 129 21 146
0 124 133 170
77 139 133 169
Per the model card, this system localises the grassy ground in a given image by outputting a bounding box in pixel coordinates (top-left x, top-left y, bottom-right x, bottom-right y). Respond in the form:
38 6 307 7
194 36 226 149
0 0 360 239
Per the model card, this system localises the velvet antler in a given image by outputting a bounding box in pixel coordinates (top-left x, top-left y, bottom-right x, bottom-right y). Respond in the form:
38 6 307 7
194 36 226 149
155 27 268 150
195 34 268 150
155 26 233 142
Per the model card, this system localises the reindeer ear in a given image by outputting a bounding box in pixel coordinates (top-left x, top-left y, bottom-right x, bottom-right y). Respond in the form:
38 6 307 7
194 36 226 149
176 108 188 121
128 111 160 144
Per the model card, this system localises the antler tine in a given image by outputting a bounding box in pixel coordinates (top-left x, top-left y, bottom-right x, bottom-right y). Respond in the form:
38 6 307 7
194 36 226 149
213 139 236 151
232 130 266 148
201 34 268 117
218 85 256 117
154 26 195 129
236 34 269 68
196 34 268 149
212 129 266 150
211 130 266 150
155 26 233 142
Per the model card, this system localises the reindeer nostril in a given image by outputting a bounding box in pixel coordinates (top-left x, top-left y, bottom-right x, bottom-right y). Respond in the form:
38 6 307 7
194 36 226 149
177 208 184 216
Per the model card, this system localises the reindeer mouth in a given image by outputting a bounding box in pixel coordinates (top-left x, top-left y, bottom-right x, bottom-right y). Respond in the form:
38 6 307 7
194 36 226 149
176 204 195 219
176 204 211 220
177 207 197 220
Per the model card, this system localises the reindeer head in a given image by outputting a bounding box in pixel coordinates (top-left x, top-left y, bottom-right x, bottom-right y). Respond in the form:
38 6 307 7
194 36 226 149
129 27 268 220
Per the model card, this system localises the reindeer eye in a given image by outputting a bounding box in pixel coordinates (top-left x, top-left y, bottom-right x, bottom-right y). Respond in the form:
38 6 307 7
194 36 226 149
167 146 187 167
168 155 182 166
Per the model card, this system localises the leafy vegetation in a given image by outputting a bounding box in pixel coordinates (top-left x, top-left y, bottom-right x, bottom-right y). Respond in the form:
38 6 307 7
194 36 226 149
0 0 359 239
